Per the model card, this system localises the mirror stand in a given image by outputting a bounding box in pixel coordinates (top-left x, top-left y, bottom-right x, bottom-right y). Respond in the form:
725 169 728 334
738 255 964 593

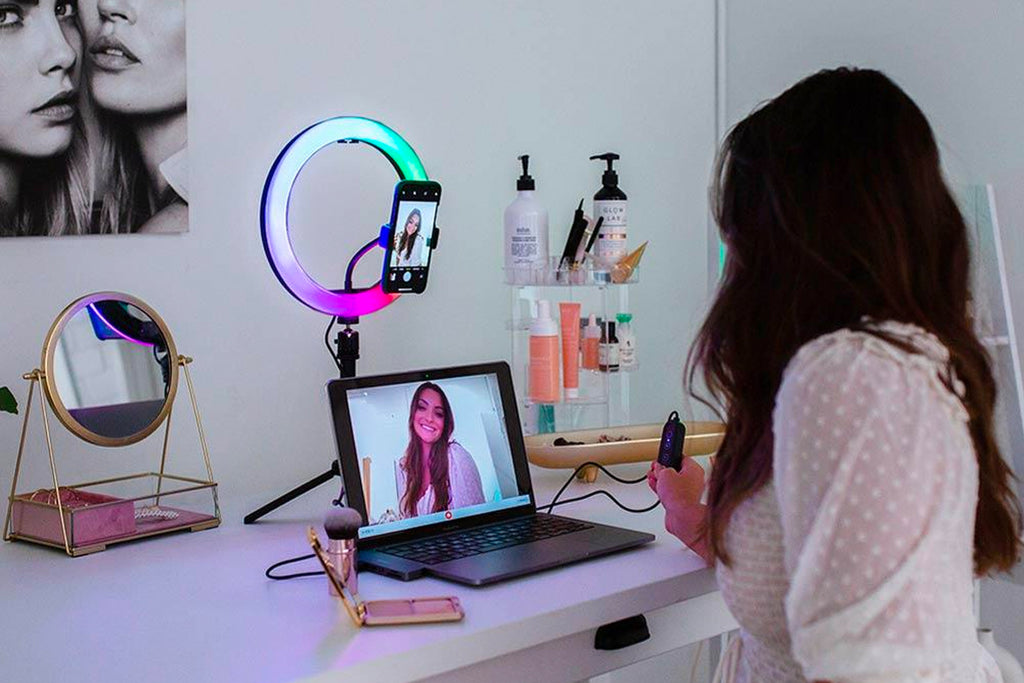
3 356 220 557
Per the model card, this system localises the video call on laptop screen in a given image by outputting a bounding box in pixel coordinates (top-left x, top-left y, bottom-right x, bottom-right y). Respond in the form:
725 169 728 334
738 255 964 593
345 373 530 540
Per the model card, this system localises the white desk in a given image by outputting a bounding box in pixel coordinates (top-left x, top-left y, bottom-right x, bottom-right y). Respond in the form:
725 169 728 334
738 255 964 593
0 465 735 683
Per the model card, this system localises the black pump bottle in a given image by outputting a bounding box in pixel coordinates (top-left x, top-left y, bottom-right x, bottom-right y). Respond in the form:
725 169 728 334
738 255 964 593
590 153 627 202
589 153 628 266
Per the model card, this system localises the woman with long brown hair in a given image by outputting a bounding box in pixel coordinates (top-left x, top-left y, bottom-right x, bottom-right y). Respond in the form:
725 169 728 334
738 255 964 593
650 68 1021 682
393 207 426 268
396 382 485 518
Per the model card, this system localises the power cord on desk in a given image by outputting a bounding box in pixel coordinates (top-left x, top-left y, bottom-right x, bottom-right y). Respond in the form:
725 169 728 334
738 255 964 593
265 553 322 580
540 461 659 514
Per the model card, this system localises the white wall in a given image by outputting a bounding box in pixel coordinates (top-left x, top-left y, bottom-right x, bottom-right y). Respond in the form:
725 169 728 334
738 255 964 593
724 0 1024 181
0 0 716 519
723 0 1024 664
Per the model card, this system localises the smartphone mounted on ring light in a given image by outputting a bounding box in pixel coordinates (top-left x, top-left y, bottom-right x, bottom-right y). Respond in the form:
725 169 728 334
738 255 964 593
381 180 442 294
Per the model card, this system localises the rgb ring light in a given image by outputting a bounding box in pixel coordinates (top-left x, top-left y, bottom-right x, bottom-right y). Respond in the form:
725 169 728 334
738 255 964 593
261 117 428 317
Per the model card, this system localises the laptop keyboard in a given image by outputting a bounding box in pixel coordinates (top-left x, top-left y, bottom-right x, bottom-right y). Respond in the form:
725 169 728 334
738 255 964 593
380 515 593 566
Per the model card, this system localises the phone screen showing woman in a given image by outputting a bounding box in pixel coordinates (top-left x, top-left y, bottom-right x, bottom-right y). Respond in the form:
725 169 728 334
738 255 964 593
383 181 441 294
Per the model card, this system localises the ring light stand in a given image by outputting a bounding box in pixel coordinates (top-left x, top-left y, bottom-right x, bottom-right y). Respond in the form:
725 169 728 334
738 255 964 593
245 117 430 525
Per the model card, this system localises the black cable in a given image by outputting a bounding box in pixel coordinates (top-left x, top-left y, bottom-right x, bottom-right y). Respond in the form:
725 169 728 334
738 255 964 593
549 489 660 514
321 234 382 374
540 461 654 514
544 461 647 511
588 464 648 485
265 553 323 580
345 237 382 291
324 316 343 373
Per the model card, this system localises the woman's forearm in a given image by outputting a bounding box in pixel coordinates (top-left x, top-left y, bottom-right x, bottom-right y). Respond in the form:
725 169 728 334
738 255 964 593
664 502 712 565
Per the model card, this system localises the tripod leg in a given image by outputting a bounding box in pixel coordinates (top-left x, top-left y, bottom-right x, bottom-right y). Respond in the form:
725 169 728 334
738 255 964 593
244 461 341 524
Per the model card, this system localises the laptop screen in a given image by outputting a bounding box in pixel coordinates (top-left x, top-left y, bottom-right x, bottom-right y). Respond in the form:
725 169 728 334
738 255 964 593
343 372 531 540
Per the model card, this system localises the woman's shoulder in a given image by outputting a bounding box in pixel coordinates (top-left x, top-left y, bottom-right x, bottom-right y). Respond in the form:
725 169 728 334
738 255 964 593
135 199 187 234
447 441 471 460
786 319 949 376
778 319 966 419
447 442 478 468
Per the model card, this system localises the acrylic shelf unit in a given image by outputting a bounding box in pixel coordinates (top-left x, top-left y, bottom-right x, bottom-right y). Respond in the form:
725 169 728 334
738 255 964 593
506 260 637 436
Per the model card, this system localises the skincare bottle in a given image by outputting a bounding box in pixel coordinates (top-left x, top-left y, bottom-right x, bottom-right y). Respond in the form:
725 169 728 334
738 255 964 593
589 153 628 267
529 300 560 403
598 320 620 373
581 314 601 370
616 313 637 371
504 155 549 284
559 302 582 400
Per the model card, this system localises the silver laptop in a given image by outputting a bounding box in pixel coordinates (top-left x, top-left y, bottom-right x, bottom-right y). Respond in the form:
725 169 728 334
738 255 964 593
326 361 654 586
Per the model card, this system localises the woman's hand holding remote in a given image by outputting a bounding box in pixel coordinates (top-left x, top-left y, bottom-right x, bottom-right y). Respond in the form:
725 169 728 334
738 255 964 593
648 460 711 565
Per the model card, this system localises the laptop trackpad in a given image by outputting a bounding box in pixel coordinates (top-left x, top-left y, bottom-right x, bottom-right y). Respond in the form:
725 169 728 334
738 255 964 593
430 535 600 585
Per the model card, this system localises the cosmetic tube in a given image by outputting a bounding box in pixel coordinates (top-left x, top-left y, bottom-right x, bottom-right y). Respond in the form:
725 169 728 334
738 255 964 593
328 538 358 597
573 216 597 265
529 300 561 404
582 314 601 370
559 302 582 400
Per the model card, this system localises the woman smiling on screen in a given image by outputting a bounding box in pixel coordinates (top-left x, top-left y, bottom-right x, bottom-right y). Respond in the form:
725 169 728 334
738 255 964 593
393 208 426 268
396 382 485 519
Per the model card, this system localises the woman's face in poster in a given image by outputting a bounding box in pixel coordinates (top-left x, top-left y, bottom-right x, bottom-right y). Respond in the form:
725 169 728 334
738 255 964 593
79 0 185 115
0 0 81 158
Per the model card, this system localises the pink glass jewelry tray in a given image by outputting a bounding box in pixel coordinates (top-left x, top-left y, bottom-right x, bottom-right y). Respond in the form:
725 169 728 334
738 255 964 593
11 488 135 547
7 473 220 556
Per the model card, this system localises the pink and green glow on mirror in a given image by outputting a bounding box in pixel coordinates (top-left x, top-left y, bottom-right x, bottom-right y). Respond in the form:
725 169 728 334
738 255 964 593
87 304 154 346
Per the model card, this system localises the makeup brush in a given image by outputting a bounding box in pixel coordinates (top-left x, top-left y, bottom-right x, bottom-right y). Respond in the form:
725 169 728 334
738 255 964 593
559 199 588 274
582 216 604 257
324 507 363 597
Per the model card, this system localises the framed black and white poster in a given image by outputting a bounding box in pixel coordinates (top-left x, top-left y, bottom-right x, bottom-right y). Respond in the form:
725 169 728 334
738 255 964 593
0 0 187 237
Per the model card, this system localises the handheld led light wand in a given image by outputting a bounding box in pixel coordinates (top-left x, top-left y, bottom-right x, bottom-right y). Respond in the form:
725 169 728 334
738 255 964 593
657 411 686 471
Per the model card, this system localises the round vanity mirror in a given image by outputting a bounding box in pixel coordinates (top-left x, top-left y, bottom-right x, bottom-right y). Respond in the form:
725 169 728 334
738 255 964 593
41 293 178 447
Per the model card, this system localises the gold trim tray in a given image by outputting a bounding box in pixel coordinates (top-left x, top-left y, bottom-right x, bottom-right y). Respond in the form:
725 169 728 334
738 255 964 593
6 472 220 556
525 421 725 469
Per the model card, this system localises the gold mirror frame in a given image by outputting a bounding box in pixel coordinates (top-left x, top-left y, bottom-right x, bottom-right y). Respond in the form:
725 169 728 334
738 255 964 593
40 292 179 448
5 291 219 556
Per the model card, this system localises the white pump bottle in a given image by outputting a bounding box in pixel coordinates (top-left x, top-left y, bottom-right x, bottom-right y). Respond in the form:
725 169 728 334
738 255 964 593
504 154 549 284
